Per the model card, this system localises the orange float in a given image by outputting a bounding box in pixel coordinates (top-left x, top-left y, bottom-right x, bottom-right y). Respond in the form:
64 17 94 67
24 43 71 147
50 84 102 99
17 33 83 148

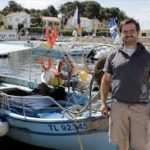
38 57 52 72
53 60 78 80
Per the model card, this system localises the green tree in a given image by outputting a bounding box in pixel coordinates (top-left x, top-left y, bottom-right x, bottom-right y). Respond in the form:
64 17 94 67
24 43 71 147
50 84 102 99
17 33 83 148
81 1 101 19
2 1 23 15
0 21 4 27
59 1 127 22
41 5 58 17
59 1 81 19
31 14 42 27
0 13 3 20
9 1 23 12
99 7 127 23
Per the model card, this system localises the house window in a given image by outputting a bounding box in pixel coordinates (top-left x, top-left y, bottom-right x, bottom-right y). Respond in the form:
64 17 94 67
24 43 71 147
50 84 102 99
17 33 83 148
9 34 15 37
141 33 146 37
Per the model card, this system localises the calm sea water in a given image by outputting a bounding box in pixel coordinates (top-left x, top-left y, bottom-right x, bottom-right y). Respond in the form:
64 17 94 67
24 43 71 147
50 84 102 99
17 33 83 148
0 136 52 150
0 49 42 81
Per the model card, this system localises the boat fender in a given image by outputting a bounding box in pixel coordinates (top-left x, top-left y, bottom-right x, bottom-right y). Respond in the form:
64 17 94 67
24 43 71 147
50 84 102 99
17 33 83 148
0 118 9 137
48 75 64 87
38 57 52 72
79 70 88 81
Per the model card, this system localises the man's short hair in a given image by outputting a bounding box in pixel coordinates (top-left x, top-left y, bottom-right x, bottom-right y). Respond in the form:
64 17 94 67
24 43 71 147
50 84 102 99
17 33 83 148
119 18 140 33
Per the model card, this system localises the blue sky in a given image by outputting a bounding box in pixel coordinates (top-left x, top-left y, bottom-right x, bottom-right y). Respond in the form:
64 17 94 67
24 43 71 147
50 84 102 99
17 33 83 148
0 0 150 29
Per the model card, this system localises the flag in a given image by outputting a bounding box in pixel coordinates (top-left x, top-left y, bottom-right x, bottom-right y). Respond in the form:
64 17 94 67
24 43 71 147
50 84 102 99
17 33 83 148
108 18 117 29
44 26 59 48
52 26 59 39
72 6 81 34
44 27 54 48
114 32 122 45
108 18 122 44
108 18 118 40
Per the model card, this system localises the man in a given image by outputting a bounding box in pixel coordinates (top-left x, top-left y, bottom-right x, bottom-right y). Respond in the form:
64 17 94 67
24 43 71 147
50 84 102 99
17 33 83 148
100 18 150 150
72 28 78 37
86 49 97 63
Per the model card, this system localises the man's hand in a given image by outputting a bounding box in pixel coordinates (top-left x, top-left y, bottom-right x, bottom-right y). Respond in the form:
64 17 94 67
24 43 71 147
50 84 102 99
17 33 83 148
100 102 110 116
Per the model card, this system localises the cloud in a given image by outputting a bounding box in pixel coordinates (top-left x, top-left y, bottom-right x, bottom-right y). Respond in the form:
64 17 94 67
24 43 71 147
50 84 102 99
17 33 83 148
15 0 52 9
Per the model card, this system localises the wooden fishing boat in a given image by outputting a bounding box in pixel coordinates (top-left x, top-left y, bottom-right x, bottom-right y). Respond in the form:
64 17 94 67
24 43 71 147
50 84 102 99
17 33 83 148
0 75 117 150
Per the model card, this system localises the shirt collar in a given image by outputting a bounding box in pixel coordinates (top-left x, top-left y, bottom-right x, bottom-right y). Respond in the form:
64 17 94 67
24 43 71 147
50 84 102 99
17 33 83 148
119 42 146 52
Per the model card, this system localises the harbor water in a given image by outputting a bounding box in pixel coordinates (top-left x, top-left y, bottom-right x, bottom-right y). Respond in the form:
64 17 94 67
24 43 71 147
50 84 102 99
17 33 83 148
0 49 41 82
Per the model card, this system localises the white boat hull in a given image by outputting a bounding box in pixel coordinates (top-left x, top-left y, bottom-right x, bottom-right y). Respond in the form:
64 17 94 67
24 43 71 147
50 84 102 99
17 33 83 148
5 113 117 150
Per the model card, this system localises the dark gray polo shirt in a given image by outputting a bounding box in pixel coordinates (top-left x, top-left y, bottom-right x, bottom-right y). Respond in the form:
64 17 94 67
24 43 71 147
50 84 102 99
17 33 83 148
103 43 150 103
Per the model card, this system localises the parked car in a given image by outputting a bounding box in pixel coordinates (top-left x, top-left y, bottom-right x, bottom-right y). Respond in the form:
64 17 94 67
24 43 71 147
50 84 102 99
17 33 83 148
30 36 37 40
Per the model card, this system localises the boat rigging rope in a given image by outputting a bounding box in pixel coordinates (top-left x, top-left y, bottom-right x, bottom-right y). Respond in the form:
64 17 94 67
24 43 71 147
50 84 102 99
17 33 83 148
63 69 103 115
72 115 84 150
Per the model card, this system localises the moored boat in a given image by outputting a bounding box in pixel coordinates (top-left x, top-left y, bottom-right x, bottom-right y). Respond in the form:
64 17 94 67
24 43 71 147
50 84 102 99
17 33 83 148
0 75 117 150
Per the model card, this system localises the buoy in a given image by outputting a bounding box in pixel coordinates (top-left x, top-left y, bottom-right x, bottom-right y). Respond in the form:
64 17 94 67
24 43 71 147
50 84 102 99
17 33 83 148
0 118 9 137
49 76 64 87
79 70 88 81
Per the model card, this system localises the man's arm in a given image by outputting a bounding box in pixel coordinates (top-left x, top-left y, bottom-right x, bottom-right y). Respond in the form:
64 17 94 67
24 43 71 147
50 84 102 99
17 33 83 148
100 72 111 116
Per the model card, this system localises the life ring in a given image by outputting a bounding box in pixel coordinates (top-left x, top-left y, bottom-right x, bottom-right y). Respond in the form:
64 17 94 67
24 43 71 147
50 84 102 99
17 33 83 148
54 60 78 80
38 57 52 72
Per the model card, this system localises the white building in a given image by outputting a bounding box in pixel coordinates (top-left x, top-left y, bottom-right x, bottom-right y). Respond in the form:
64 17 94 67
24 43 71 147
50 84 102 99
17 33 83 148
0 30 18 40
141 29 150 37
3 11 31 31
66 17 101 32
